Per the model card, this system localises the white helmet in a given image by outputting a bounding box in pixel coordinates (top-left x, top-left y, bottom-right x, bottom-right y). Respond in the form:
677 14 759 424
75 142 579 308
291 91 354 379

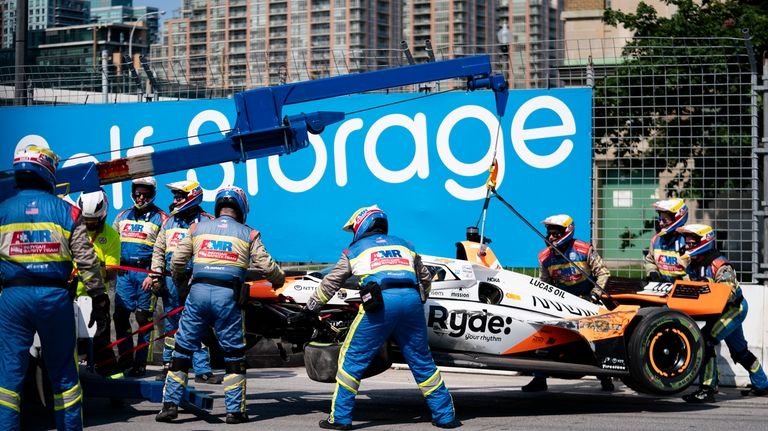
77 189 109 222
131 177 157 209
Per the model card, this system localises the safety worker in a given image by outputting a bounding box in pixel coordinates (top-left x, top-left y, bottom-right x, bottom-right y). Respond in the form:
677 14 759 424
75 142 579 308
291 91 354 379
644 198 688 282
112 177 168 376
302 205 458 430
156 186 284 424
524 214 614 393
677 224 768 403
0 145 108 431
75 189 121 376
145 180 220 384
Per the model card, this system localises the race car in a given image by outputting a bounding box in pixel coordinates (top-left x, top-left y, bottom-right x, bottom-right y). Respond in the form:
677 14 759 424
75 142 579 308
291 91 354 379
242 240 732 396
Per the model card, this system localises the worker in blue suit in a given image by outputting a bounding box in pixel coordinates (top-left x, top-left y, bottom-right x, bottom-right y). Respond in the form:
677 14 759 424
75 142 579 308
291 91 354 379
678 224 768 403
112 177 168 376
303 205 458 430
156 186 284 424
146 180 220 384
0 145 108 431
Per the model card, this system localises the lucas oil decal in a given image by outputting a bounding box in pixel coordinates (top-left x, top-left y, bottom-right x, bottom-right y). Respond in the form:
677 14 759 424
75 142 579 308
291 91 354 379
427 305 511 342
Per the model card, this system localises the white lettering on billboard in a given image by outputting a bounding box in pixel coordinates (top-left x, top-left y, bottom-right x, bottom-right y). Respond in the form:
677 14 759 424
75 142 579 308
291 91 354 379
186 110 233 200
364 113 429 184
510 95 575 169
436 105 505 201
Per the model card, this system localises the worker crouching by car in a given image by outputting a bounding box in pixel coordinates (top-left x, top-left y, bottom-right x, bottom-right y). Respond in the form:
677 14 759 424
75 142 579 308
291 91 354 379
524 214 614 393
677 224 768 403
301 205 459 430
156 186 284 424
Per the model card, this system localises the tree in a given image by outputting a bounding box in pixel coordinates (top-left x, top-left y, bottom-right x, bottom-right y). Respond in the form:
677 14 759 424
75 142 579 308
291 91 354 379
596 0 767 251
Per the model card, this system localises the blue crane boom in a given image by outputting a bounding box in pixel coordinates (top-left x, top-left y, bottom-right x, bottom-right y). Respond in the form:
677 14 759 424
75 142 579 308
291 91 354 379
4 55 507 199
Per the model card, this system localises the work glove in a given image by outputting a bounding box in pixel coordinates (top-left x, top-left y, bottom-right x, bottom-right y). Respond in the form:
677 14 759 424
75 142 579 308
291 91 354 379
589 287 604 305
646 271 661 283
271 277 285 291
288 306 319 326
89 293 111 330
589 287 618 310
173 271 191 302
150 275 167 296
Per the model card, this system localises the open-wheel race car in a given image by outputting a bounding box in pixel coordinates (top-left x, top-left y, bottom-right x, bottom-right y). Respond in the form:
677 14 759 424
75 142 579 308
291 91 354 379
240 240 732 396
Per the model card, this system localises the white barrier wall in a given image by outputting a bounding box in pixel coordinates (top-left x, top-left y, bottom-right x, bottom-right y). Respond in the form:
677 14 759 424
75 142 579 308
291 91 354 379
715 283 766 387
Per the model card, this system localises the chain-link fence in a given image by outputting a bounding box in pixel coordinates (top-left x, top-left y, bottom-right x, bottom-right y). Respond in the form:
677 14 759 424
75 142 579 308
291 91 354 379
1 36 763 281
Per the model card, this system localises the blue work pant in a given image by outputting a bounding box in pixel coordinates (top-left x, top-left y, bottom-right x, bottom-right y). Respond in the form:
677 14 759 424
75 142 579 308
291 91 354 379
162 283 246 413
114 270 153 367
159 276 211 375
700 300 768 390
0 287 82 431
330 288 454 426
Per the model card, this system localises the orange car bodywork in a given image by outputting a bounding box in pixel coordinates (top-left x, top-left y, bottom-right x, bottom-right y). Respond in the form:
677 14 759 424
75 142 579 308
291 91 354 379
501 280 731 354
610 280 732 318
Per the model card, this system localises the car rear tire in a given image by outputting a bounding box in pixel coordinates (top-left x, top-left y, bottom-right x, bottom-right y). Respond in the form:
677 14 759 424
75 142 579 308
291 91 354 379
625 307 702 395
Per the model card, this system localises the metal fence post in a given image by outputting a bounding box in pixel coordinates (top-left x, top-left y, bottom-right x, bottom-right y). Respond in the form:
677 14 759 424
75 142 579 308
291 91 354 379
760 54 768 283
745 30 761 283
102 49 109 104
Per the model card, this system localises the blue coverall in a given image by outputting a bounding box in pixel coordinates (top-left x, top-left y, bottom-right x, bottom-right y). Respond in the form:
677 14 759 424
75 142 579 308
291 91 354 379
308 234 455 427
113 205 167 368
153 210 214 375
0 189 103 431
689 256 768 392
161 215 284 414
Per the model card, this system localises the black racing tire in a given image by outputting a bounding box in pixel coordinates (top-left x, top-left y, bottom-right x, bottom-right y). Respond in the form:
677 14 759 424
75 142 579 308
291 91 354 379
625 307 703 395
304 341 392 383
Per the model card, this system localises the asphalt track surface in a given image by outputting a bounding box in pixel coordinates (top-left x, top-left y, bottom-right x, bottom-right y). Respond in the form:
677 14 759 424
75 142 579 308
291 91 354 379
21 365 768 430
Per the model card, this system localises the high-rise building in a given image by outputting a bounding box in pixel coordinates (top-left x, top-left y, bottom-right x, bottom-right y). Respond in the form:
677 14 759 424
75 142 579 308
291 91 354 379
2 0 91 48
157 0 404 90
402 0 494 63
91 2 162 45
496 0 563 88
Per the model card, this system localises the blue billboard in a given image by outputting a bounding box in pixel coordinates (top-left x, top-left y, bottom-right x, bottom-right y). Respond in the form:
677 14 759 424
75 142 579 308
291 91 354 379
0 89 592 266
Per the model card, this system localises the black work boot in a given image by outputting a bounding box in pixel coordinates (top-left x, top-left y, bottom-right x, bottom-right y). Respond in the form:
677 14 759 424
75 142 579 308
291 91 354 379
127 364 147 377
225 412 250 424
521 376 548 392
682 386 716 403
155 403 178 422
741 385 768 397
195 372 223 384
319 418 352 430
600 376 616 391
432 419 462 428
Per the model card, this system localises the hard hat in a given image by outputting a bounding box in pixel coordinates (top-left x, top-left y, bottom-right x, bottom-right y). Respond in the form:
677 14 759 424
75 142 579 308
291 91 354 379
13 145 59 189
131 177 157 209
342 205 388 242
166 180 203 216
652 198 688 235
77 189 109 222
677 224 716 258
215 186 249 223
542 214 575 248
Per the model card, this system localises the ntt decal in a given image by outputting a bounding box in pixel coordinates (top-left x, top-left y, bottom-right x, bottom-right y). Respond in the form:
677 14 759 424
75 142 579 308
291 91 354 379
1 89 592 264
